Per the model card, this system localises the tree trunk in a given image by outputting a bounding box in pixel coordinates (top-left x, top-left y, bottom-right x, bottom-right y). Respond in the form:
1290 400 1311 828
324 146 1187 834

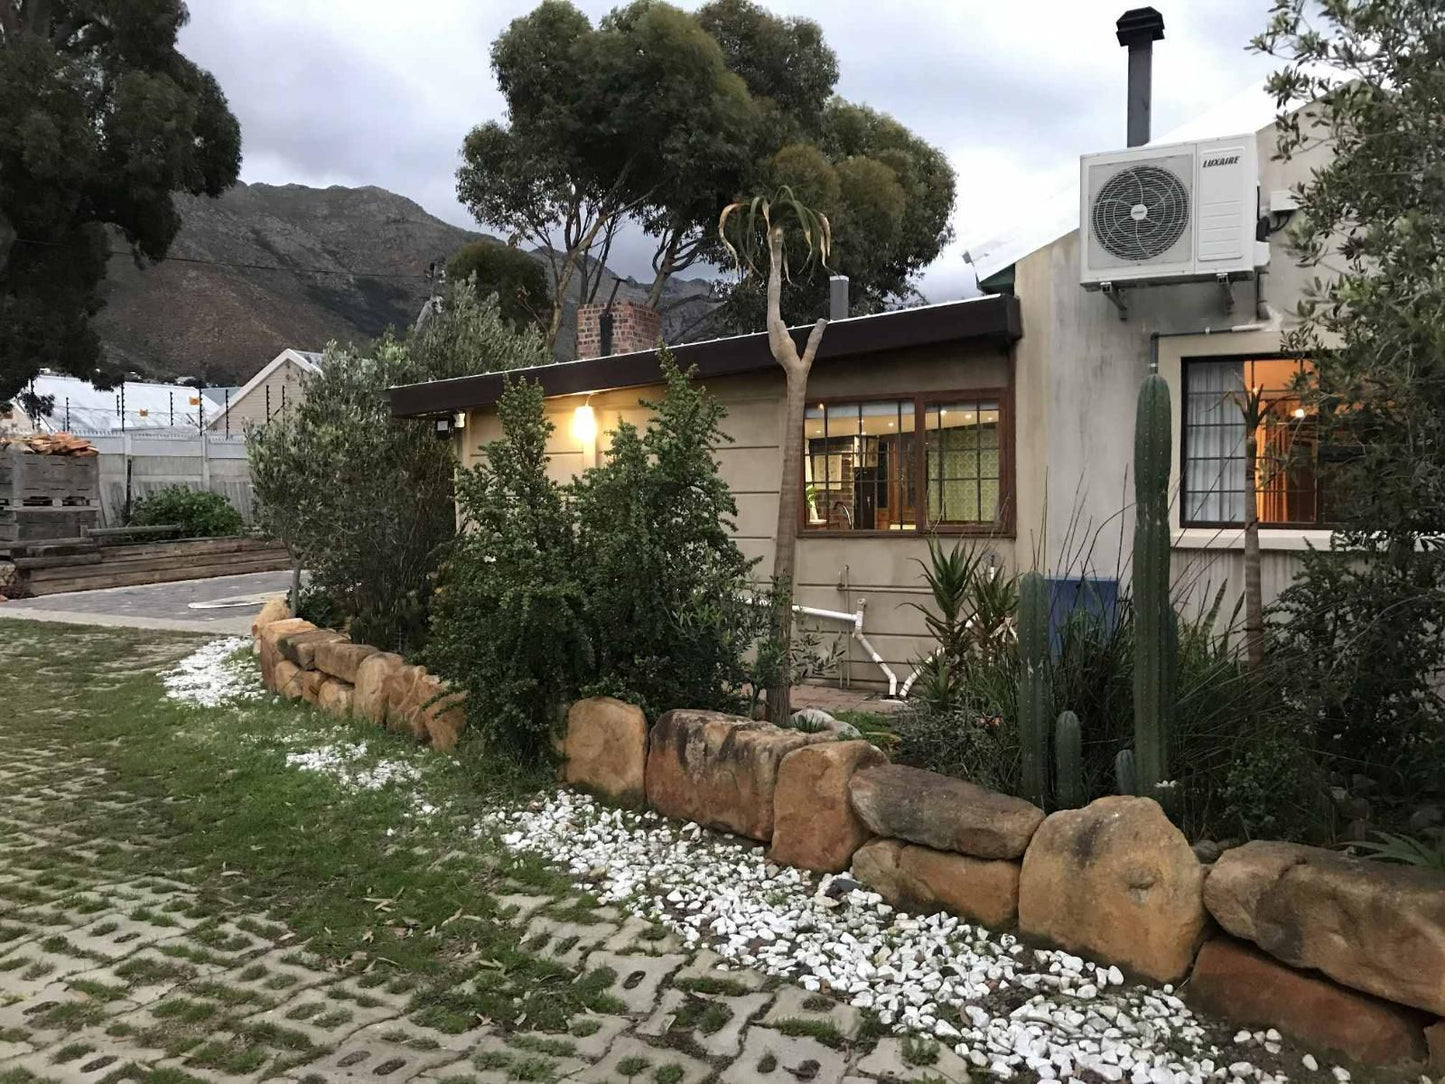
762 225 827 722
1242 428 1265 667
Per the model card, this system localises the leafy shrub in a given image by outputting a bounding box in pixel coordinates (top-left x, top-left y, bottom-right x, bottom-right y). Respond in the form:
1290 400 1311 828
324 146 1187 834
247 287 547 655
128 486 243 538
1351 831 1445 872
293 583 343 631
426 379 592 763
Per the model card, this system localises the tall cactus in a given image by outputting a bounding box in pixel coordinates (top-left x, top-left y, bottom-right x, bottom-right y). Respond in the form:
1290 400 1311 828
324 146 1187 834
1115 748 1137 797
1054 710 1083 809
1017 570 1050 806
1133 371 1175 799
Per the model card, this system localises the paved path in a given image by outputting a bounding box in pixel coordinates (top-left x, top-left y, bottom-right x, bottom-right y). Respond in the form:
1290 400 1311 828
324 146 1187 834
0 571 294 634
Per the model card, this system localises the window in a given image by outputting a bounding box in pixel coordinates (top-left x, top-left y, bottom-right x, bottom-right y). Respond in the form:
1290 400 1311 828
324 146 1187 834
803 394 1006 533
1182 357 1330 527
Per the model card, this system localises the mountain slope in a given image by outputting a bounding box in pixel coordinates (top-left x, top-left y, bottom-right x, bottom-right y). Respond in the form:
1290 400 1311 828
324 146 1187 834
93 182 718 385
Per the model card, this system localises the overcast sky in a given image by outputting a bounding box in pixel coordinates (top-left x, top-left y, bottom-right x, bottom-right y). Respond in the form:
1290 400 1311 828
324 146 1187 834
179 0 1279 301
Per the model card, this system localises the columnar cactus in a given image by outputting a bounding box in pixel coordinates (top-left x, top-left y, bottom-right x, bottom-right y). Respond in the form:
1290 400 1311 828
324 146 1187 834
1054 710 1083 809
1115 748 1137 797
1017 570 1050 806
1132 371 1175 799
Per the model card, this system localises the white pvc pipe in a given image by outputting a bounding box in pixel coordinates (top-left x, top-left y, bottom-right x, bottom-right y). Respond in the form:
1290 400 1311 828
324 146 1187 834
744 595 899 696
899 649 938 699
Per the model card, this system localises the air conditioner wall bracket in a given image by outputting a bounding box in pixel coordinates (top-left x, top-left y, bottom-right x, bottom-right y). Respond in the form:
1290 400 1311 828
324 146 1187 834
1101 281 1128 321
1217 273 1235 315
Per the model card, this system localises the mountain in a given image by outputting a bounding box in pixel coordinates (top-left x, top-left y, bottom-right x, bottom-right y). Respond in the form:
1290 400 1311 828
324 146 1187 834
92 182 720 386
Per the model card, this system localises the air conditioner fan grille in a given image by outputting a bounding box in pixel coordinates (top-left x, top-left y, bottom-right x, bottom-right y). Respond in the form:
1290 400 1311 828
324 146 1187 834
1091 164 1190 261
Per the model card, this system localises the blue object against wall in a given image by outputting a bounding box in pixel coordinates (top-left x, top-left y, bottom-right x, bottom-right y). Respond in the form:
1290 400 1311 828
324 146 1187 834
1045 577 1120 656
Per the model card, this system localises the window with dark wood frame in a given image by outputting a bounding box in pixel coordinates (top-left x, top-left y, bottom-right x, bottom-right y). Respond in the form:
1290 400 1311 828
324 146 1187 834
1181 356 1335 528
802 390 1012 535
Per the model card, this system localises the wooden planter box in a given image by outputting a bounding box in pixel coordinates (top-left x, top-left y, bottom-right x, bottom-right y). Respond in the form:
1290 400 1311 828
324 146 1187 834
0 447 101 545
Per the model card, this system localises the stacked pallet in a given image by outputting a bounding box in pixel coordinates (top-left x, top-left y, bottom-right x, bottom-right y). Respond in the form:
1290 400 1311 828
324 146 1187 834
0 433 98 456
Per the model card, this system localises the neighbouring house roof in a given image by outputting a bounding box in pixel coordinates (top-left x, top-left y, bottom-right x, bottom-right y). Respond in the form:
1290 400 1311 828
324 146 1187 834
11 373 220 432
967 82 1282 284
389 294 1022 418
206 348 323 429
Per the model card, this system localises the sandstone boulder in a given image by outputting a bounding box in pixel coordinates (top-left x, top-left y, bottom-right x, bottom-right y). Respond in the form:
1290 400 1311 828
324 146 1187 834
317 679 354 719
848 764 1044 860
250 596 290 646
852 838 1020 929
353 652 404 725
420 688 467 751
1204 839 1445 1016
277 628 348 670
645 710 831 841
1428 1020 1444 1073
313 640 379 684
274 660 305 700
1187 937 1429 1067
300 668 327 705
383 665 432 739
1018 796 1206 983
563 697 648 806
770 741 888 872
257 618 314 689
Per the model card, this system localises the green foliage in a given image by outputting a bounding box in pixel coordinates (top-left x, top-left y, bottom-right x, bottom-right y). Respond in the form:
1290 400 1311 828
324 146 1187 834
572 349 763 716
1132 371 1174 799
0 2 241 400
1350 831 1445 872
1016 572 1050 806
445 242 548 333
1252 0 1445 820
1054 711 1083 810
127 487 242 539
292 583 342 632
248 288 547 655
426 379 592 764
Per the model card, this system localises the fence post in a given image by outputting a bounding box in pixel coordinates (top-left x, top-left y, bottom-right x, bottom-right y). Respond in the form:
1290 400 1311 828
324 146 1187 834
169 391 174 428
224 389 231 439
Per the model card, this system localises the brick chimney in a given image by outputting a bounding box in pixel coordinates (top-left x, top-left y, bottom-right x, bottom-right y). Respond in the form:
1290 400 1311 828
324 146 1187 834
576 299 662 360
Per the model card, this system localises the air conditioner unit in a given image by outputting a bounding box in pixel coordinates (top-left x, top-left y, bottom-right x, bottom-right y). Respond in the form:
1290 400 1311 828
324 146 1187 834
1080 135 1260 289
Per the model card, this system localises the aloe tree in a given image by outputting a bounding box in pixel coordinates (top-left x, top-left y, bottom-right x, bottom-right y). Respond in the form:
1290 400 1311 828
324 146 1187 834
720 187 831 720
1234 385 1267 668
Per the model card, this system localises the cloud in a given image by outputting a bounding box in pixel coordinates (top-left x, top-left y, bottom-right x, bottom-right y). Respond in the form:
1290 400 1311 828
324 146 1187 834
180 0 1279 300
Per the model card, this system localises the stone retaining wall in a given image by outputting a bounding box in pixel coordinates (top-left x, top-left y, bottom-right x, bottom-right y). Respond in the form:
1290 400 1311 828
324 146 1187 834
560 694 1445 1074
252 599 466 750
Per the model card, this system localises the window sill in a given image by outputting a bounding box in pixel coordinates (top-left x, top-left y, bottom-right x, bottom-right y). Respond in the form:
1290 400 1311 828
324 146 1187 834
1173 527 1334 552
802 526 1013 540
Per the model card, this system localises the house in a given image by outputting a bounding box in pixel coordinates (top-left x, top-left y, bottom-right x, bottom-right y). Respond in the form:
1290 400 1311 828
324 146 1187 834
389 9 1333 692
6 373 229 434
205 349 323 432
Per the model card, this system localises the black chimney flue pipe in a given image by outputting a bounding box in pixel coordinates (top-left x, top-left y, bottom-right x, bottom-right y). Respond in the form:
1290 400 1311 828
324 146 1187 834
1116 7 1165 147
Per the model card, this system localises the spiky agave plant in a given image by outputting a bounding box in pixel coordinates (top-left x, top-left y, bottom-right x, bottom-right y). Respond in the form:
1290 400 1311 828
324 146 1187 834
718 187 833 723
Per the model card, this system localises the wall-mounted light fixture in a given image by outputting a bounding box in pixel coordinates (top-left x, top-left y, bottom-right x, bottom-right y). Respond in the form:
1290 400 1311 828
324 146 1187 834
572 403 598 444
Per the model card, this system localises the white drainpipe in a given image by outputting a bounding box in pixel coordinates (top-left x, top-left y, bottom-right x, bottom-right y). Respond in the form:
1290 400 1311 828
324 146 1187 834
752 596 901 698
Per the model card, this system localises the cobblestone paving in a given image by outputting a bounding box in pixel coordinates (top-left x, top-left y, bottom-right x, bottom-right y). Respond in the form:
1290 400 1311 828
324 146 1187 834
0 643 962 1083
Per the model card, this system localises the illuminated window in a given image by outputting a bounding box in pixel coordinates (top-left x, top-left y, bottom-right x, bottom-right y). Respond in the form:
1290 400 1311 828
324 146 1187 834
1182 357 1332 527
803 395 1006 532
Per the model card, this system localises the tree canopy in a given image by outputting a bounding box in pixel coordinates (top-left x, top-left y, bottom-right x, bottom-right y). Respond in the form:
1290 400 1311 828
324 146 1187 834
446 240 549 333
0 0 241 402
457 0 954 351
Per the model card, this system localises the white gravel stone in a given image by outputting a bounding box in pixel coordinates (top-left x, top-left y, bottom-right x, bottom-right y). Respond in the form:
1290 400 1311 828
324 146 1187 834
162 637 261 706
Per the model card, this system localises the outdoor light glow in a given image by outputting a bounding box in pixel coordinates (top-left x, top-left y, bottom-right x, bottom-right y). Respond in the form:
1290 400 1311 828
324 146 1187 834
572 404 598 443
1293 408 1306 419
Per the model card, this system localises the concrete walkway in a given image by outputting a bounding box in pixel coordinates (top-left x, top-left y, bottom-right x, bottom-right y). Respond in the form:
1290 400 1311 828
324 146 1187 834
0 570 293 635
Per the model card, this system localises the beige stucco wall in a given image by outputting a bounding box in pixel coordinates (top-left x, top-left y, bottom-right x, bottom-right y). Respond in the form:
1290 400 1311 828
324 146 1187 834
211 357 309 432
460 341 1016 691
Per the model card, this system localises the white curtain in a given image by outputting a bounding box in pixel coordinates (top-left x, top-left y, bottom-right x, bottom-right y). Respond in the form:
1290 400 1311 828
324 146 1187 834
1184 360 1245 523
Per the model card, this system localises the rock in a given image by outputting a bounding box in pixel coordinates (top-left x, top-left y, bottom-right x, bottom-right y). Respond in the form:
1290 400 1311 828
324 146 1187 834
1187 937 1429 1067
353 651 404 725
1018 796 1207 983
383 665 433 740
273 659 305 700
645 710 832 841
256 618 314 689
1427 1020 1445 1073
250 596 290 644
420 687 467 751
851 838 1020 928
300 668 327 704
848 763 1044 860
1408 805 1443 833
1193 840 1222 865
769 741 888 873
313 640 379 684
277 628 348 670
1204 839 1445 1016
791 707 861 739
317 678 354 719
563 697 648 806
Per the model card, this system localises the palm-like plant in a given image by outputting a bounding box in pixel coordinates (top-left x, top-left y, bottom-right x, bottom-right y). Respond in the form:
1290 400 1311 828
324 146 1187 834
719 187 833 722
